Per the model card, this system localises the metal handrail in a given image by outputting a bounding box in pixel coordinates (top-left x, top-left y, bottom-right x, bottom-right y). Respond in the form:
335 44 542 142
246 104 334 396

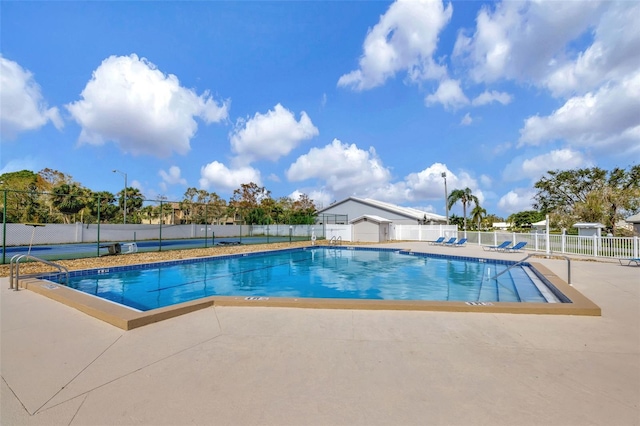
492 252 571 284
329 236 342 246
10 254 69 291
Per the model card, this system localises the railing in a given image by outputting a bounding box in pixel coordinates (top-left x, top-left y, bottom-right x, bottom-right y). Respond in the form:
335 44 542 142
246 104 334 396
492 252 571 285
329 236 342 245
464 231 639 260
9 254 69 291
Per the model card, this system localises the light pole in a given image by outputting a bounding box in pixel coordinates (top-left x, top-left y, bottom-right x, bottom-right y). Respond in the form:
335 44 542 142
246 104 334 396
112 170 127 224
441 172 449 225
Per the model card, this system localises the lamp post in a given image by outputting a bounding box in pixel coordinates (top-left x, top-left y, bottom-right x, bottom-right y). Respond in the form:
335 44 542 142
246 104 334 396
112 170 127 224
441 172 449 225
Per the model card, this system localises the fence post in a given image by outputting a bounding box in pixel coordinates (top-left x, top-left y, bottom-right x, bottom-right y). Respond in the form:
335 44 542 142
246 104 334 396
204 204 208 248
561 232 566 253
95 195 101 257
593 234 598 257
494 231 497 246
159 200 163 252
2 190 6 264
634 236 638 259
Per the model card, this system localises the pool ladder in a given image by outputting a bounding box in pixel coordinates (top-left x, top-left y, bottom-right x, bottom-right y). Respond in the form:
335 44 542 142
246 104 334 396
329 236 342 245
9 254 69 291
491 252 571 284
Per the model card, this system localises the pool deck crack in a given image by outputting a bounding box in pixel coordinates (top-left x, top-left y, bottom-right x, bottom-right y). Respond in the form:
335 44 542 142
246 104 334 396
35 333 225 414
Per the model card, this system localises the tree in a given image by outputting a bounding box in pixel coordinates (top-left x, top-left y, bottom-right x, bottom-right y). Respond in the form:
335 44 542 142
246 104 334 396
507 210 545 229
534 166 640 234
470 205 487 230
230 183 271 225
447 187 479 231
51 183 87 224
118 187 144 224
86 191 119 223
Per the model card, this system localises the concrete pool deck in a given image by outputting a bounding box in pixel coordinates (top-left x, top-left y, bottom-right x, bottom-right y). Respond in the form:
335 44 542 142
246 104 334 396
1 242 639 425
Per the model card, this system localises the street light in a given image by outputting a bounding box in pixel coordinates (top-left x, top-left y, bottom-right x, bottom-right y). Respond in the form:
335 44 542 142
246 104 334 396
441 172 449 225
112 169 127 224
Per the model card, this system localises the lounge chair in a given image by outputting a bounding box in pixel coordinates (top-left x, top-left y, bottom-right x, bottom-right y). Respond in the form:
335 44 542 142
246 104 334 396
442 237 458 246
501 241 527 252
451 238 468 247
429 237 445 245
618 258 640 266
482 241 511 251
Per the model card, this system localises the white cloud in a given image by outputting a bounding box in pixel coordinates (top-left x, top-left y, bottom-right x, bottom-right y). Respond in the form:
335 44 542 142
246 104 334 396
0 56 63 140
471 90 512 106
519 71 640 155
66 54 229 158
159 166 187 187
453 1 604 85
502 149 589 182
199 161 261 192
399 163 484 205
543 2 640 96
460 113 473 126
338 0 452 91
286 138 392 198
229 104 318 165
498 188 537 213
425 79 469 110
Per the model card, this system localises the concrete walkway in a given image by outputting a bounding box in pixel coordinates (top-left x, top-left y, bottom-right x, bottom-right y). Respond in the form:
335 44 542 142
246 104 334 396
2 243 639 425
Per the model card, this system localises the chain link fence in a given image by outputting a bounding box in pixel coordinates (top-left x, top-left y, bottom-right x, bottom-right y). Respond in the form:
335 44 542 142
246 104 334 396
1 189 331 264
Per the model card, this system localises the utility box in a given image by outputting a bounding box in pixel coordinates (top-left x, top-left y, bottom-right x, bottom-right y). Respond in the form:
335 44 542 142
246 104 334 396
572 223 605 237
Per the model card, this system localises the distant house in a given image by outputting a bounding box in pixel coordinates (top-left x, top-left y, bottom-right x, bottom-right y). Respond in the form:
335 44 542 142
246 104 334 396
492 222 510 230
316 197 446 226
625 213 640 235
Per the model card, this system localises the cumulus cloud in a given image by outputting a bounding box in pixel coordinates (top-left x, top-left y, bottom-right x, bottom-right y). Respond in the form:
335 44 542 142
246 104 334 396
404 163 485 205
66 54 229 158
286 139 392 198
0 56 63 140
519 71 640 155
199 161 261 192
159 166 187 188
453 1 604 85
502 149 589 182
543 2 640 96
229 104 318 165
338 0 452 91
425 79 469 110
498 188 537 213
471 90 512 106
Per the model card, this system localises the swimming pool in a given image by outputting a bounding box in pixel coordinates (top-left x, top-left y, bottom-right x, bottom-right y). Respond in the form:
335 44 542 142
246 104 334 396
57 247 565 311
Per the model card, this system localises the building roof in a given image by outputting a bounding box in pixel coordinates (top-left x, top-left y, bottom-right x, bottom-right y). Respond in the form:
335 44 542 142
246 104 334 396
349 215 392 224
625 213 640 223
318 196 446 222
573 222 605 228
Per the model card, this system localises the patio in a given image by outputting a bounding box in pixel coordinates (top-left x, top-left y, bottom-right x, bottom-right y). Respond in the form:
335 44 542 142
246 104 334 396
1 243 638 425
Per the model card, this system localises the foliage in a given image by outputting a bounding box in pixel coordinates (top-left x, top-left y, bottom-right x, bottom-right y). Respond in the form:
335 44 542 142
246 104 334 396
447 187 479 230
507 210 545 229
534 165 640 234
470 205 487 230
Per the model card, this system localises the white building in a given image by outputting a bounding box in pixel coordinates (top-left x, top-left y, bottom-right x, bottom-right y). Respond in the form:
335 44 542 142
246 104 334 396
625 213 640 235
317 197 446 226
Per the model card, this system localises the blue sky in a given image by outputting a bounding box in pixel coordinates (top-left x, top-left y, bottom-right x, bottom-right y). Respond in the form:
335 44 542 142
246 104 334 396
1 0 638 218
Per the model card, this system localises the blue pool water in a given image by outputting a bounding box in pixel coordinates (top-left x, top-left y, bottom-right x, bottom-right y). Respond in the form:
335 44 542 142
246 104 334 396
59 247 560 311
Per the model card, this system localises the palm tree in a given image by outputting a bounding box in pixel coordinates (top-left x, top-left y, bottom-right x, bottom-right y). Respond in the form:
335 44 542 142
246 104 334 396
471 205 487 230
447 187 479 231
